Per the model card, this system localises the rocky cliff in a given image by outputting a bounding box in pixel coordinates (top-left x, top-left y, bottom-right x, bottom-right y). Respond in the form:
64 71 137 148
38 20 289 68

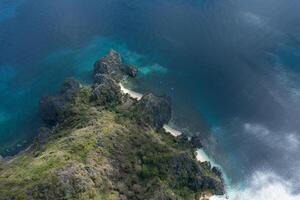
0 50 224 200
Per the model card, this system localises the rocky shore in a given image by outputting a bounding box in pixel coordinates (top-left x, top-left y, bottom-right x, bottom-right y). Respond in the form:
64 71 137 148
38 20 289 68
0 50 224 200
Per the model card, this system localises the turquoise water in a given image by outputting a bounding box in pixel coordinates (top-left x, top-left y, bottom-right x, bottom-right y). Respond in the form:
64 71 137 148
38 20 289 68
1 0 300 199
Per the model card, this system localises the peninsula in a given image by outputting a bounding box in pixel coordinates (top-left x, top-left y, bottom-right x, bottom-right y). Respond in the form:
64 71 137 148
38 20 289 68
0 50 224 200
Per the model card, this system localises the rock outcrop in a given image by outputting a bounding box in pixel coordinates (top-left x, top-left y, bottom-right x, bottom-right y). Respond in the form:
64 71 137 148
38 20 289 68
39 95 67 126
39 78 82 126
93 49 138 82
0 50 224 200
91 80 122 107
120 64 138 77
134 93 172 129
191 135 203 148
36 127 51 145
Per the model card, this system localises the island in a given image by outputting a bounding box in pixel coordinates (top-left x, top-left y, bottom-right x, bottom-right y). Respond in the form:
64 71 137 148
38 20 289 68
0 50 224 200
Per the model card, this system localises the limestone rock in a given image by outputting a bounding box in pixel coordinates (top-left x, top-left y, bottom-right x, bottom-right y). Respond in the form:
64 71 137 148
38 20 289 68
93 74 116 86
93 50 123 81
135 93 171 129
1 52 225 200
91 80 122 107
202 176 224 195
59 78 81 101
39 78 81 126
191 135 203 148
36 127 51 145
120 64 138 77
93 49 138 82
39 95 67 126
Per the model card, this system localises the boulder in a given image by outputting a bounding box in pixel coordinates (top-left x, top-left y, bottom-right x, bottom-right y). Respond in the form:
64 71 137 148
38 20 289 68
134 93 171 129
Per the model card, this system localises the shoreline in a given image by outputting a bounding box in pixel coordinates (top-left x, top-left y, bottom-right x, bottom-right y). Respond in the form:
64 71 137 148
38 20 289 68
119 82 217 163
119 83 143 100
163 124 183 137
119 82 227 199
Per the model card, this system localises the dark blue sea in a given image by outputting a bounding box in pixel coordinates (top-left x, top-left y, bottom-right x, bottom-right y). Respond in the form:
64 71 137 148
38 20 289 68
1 0 300 199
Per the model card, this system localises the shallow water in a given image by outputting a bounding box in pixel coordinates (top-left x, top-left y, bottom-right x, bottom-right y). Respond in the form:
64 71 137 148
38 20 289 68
1 0 300 199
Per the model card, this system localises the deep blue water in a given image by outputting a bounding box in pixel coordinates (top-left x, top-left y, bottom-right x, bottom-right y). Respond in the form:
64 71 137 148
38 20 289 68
1 0 300 199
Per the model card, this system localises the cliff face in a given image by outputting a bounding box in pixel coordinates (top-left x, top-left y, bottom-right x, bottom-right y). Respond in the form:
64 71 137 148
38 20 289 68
0 50 224 200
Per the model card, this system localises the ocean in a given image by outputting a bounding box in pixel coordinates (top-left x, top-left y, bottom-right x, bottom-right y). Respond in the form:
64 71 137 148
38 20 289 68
1 0 300 199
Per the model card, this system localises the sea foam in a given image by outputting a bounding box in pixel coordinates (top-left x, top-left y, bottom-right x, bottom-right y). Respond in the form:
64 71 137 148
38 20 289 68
212 171 300 200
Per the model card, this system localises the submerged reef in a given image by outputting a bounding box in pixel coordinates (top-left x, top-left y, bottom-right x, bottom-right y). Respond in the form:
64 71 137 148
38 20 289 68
0 50 224 200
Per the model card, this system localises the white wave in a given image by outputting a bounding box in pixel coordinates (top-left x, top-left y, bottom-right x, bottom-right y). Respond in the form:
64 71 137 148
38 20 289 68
216 171 300 200
118 74 300 200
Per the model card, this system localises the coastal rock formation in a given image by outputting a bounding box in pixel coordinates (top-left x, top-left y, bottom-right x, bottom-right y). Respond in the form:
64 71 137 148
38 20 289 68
39 78 82 126
120 64 138 77
191 135 203 148
93 49 138 82
0 50 224 200
60 78 82 101
93 74 116 86
36 127 51 145
39 95 67 126
91 80 122 107
134 93 172 129
93 49 122 77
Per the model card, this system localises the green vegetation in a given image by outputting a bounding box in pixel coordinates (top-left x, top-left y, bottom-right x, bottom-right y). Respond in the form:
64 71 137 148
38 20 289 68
0 50 224 199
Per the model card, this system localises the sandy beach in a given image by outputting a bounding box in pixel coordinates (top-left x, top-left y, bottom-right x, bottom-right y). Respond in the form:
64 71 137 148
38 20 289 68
119 83 216 163
118 83 225 200
163 124 183 137
119 83 143 100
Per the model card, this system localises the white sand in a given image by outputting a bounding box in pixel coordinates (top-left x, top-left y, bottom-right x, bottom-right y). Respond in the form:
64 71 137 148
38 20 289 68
119 82 226 200
196 149 211 163
196 148 228 200
119 83 143 100
162 125 213 163
163 125 226 200
163 125 183 137
162 125 215 164
162 125 212 163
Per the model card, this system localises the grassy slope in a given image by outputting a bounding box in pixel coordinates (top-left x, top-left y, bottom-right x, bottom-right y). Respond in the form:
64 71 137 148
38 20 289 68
0 86 221 200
